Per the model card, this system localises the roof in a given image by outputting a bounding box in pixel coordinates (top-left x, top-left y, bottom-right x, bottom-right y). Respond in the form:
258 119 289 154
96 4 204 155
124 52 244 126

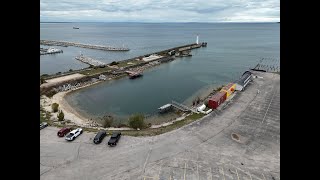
235 71 252 86
209 91 226 101
222 83 235 90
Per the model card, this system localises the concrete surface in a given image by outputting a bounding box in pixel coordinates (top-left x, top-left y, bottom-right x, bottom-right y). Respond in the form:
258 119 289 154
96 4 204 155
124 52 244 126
40 71 280 180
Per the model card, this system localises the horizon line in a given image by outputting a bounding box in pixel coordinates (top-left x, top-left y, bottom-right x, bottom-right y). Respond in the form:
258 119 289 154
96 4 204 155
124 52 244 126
40 21 279 23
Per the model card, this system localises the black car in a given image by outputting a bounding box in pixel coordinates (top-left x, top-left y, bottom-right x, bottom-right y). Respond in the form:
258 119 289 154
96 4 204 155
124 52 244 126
40 122 48 130
93 130 107 144
108 132 121 146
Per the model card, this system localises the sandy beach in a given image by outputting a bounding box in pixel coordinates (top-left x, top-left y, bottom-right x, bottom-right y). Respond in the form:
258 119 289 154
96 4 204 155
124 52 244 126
41 81 103 126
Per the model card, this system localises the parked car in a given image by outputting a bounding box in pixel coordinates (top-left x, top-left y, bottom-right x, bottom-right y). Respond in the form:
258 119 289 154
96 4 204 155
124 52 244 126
65 128 83 141
108 132 121 146
40 122 48 130
93 130 107 144
57 127 72 137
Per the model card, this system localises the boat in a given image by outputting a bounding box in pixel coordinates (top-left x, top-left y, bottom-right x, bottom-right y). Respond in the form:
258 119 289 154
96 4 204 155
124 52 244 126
158 104 172 113
73 27 79 29
47 47 63 53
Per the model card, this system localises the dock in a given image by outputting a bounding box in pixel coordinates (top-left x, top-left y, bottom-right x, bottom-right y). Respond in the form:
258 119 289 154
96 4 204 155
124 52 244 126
40 40 130 51
158 101 198 114
75 55 106 67
251 57 280 73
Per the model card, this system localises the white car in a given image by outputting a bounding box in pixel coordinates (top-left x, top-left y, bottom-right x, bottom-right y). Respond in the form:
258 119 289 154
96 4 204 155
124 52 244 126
65 128 83 141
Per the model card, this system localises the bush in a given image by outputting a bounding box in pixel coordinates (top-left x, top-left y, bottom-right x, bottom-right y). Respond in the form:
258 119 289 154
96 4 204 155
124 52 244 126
40 77 46 84
128 114 145 129
69 69 73 72
57 110 64 121
51 103 59 112
101 115 113 128
110 61 119 65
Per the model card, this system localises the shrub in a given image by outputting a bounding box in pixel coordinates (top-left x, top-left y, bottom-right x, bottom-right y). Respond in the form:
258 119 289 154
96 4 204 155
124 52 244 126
57 110 64 121
101 115 113 128
40 77 46 84
128 114 145 129
69 69 73 72
51 103 59 112
110 61 119 65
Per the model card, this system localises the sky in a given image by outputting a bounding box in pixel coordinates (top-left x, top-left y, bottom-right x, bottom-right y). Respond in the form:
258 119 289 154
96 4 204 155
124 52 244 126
40 0 280 22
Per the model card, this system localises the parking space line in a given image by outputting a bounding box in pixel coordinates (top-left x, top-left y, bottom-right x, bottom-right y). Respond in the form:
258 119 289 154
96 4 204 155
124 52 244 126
158 160 162 179
176 158 208 164
197 163 199 180
184 163 187 180
221 166 226 180
143 176 157 180
209 167 213 180
248 171 253 180
235 169 240 180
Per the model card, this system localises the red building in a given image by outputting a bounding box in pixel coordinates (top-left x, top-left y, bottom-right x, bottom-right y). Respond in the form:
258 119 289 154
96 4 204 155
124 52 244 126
208 91 227 109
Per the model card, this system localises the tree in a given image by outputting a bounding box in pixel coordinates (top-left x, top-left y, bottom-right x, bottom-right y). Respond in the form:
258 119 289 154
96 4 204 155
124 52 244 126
128 114 145 129
69 69 73 72
57 110 64 121
51 103 59 112
101 114 113 128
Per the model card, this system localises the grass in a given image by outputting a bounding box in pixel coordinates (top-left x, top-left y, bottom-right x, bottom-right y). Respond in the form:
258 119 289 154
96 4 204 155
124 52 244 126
79 66 112 76
45 112 206 136
40 106 52 123
120 113 205 136
116 60 141 68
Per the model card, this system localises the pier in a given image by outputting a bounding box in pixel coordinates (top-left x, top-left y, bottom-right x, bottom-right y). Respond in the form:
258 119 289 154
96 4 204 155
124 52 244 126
75 55 106 67
40 40 130 51
251 57 280 73
171 100 198 113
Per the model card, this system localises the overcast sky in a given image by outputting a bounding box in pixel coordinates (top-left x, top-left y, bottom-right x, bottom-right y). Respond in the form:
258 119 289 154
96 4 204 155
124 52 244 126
40 0 280 22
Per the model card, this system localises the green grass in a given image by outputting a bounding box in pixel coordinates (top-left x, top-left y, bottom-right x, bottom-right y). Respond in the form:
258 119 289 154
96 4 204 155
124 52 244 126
45 112 206 136
79 66 112 76
117 60 141 68
40 106 52 123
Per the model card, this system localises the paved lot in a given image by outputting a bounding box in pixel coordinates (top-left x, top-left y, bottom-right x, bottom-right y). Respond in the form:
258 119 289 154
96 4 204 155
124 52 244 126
40 72 280 180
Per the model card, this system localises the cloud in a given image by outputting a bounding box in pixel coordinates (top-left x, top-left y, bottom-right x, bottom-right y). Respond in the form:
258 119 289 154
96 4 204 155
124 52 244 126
40 0 280 22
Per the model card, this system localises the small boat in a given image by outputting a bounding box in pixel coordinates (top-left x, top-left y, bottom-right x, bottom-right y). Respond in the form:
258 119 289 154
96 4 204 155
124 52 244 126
73 27 79 29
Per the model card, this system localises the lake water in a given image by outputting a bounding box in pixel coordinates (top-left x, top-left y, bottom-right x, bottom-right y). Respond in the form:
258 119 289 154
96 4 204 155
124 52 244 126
41 22 280 122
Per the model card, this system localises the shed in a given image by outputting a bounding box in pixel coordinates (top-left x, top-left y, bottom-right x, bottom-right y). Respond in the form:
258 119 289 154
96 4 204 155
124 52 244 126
235 71 252 91
208 91 227 109
220 83 236 98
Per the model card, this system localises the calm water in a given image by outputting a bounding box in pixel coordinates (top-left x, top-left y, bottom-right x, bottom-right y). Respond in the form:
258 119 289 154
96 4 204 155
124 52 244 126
41 22 280 121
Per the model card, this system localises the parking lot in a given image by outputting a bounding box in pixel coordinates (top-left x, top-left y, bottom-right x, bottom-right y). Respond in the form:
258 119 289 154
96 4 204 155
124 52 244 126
40 71 280 180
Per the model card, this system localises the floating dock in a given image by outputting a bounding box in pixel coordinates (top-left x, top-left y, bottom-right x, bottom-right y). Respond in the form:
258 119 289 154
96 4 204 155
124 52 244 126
40 40 130 51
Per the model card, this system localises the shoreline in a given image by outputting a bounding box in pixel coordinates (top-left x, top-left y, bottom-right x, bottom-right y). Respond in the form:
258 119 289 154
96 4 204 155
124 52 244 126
41 80 104 126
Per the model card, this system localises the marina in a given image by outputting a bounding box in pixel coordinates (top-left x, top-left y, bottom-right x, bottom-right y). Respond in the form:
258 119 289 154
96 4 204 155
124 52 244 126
40 47 63 55
40 22 279 123
40 40 130 51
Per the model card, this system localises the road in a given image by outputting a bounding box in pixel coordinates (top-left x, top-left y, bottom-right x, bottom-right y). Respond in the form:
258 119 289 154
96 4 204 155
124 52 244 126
40 71 280 180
